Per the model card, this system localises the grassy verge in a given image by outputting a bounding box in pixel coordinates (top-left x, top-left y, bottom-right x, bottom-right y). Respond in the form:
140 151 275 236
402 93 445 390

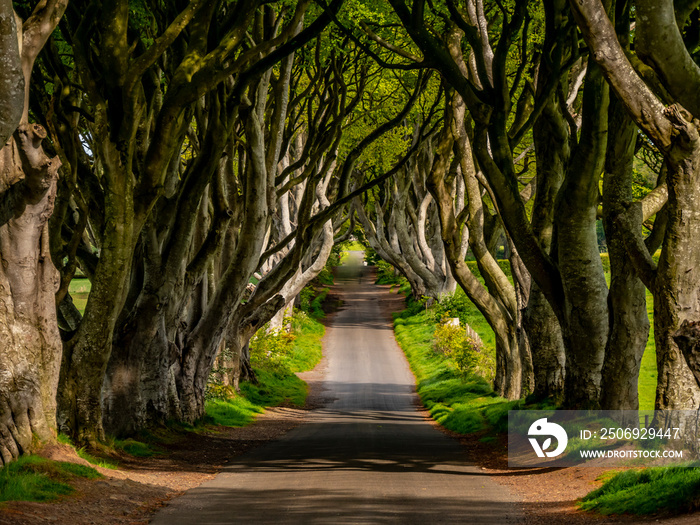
0 455 101 503
205 310 324 427
579 465 700 515
393 294 537 437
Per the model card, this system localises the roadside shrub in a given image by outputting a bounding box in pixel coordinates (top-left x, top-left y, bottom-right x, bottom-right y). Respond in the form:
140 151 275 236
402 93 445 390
433 322 495 381
249 327 296 372
433 292 473 325
299 286 315 311
317 267 334 285
375 260 404 285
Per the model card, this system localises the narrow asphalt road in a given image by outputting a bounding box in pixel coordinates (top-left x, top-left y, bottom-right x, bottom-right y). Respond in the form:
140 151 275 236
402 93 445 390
152 258 522 524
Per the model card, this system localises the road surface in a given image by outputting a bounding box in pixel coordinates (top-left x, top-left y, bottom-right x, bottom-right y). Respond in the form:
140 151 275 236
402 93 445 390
152 259 522 524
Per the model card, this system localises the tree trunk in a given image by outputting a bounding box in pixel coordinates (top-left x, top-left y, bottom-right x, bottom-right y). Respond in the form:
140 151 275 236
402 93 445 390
556 59 610 407
57 166 135 446
653 113 700 409
523 284 565 400
600 92 649 410
102 298 176 437
674 321 700 390
528 31 568 400
0 124 61 465
493 324 523 400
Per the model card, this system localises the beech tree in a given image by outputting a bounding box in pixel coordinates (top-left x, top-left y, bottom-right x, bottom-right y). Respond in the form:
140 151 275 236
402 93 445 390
4 0 699 466
0 0 67 465
569 0 700 409
28 0 346 444
342 0 674 407
356 127 464 301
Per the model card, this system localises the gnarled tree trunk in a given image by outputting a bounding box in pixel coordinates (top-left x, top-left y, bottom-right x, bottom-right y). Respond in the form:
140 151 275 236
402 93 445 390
0 0 67 464
0 124 62 465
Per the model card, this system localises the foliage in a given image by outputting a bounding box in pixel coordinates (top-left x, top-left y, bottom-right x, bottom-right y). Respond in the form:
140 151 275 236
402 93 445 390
375 261 405 286
0 455 100 503
57 433 122 468
580 465 700 515
432 289 496 351
299 285 330 320
393 306 511 436
111 438 159 458
433 322 495 381
317 267 335 286
75 448 119 470
205 311 324 427
249 327 297 373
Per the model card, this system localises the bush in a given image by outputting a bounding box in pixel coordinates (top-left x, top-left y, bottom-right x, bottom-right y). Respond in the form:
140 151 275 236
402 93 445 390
375 260 404 285
433 322 495 381
299 286 315 312
317 267 334 285
433 292 474 326
249 328 296 372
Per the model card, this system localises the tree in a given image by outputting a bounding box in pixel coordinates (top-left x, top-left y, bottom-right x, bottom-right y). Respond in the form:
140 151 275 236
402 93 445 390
568 0 700 409
32 0 343 445
0 0 67 465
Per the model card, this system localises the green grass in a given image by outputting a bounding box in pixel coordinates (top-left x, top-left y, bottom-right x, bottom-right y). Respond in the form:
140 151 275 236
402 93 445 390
0 455 101 503
205 312 324 427
393 303 521 436
111 438 160 458
75 447 119 469
579 465 700 515
58 433 134 467
69 278 91 314
386 259 675 518
638 287 657 411
309 288 329 320
383 257 658 411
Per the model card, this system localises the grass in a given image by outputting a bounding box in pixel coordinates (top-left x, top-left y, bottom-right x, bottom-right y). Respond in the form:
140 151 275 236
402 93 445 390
638 287 657 411
309 287 329 320
75 447 119 469
69 278 91 314
57 432 159 467
382 258 658 411
579 465 700 515
339 241 366 263
111 438 160 458
57 433 120 469
0 455 101 503
205 311 324 428
393 299 528 437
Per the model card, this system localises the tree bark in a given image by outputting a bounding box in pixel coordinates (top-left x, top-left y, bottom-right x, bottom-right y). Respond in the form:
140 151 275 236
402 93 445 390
0 0 23 146
0 124 61 465
527 14 568 400
600 91 649 410
555 59 609 407
674 320 700 390
0 0 66 464
568 0 700 409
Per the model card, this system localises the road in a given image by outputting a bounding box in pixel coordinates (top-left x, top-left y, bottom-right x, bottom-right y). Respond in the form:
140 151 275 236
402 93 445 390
151 257 522 524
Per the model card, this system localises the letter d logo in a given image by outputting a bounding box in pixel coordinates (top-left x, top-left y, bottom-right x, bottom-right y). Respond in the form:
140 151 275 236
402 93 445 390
527 418 568 458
